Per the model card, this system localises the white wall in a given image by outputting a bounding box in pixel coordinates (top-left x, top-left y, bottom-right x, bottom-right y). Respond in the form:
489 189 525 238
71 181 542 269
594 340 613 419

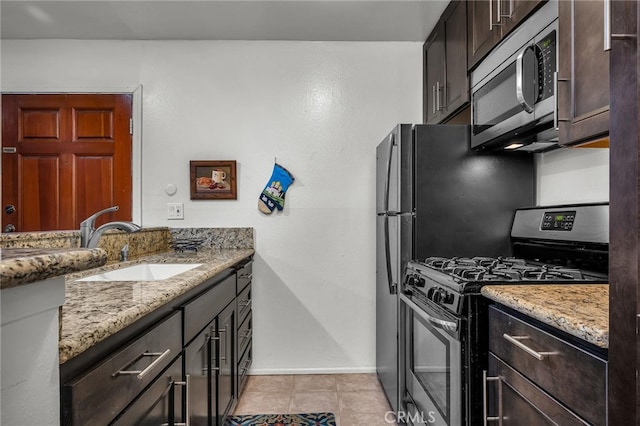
1 39 610 374
2 39 423 373
536 147 609 205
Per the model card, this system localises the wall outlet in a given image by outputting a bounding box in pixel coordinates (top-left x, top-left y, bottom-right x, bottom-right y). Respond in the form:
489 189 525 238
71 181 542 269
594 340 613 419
167 203 184 220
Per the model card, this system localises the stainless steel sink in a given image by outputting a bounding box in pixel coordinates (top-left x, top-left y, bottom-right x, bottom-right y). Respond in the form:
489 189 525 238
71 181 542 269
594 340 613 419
77 263 203 282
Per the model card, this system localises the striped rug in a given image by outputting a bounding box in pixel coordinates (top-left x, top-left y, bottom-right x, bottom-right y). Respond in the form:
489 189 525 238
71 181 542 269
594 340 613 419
226 412 336 426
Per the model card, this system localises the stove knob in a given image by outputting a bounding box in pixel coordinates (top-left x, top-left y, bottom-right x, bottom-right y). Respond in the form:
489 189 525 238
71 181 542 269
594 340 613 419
432 289 443 304
407 275 419 286
442 292 455 304
416 277 426 288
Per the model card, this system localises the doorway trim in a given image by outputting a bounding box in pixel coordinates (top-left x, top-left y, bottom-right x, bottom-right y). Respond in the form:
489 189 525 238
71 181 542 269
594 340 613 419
1 85 143 225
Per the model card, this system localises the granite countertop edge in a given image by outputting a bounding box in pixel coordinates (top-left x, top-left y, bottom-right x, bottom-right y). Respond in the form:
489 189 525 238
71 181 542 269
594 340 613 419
481 284 609 349
60 248 254 364
0 248 108 289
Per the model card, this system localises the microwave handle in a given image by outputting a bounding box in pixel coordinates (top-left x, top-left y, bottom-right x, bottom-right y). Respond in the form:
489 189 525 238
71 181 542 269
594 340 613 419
515 45 535 113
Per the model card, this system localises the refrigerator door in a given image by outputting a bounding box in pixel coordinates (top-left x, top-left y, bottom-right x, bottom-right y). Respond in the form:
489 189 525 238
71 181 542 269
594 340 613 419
376 213 399 411
376 124 415 215
376 131 398 214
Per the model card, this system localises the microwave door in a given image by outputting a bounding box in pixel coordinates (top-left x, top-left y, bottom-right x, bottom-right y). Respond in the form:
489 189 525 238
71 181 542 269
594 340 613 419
471 62 534 148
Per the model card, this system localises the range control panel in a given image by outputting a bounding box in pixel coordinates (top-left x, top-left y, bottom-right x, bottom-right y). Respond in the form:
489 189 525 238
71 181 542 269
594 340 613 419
541 210 576 231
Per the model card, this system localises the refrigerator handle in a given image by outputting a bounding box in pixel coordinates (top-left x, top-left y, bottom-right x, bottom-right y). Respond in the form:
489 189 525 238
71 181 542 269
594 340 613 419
384 215 397 295
383 133 395 212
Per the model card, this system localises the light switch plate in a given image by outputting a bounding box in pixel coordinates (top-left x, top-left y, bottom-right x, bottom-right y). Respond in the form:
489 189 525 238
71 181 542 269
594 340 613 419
167 203 184 220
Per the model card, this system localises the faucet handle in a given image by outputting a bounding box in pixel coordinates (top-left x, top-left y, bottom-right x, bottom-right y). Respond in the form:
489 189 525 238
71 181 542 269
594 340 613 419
120 243 130 261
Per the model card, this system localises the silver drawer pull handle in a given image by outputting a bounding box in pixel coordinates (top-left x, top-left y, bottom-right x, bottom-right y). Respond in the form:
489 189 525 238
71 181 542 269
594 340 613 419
482 370 502 426
239 300 251 307
503 334 557 360
239 273 253 281
172 374 190 426
112 349 171 379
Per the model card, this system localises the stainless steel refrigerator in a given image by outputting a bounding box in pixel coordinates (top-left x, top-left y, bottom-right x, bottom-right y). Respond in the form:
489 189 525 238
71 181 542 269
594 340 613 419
375 124 535 413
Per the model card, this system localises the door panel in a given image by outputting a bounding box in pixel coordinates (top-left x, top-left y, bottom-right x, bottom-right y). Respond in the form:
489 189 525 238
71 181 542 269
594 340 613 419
20 156 60 230
2 94 132 232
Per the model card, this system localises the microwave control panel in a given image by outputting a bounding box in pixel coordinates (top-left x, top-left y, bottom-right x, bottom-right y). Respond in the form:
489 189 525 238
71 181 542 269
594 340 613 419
541 210 576 231
536 30 556 102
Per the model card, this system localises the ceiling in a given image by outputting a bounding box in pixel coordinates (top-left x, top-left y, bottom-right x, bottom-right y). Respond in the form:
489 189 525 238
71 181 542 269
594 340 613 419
1 0 450 42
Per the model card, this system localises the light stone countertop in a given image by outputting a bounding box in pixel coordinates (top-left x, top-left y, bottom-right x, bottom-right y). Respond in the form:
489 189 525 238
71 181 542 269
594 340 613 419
481 284 609 349
0 247 107 289
60 248 254 364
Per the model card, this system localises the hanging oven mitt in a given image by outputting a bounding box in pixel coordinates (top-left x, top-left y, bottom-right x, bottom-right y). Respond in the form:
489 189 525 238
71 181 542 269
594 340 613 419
258 163 295 214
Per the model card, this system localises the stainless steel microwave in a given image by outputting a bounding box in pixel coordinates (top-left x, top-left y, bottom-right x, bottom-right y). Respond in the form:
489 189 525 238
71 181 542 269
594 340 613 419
470 0 559 152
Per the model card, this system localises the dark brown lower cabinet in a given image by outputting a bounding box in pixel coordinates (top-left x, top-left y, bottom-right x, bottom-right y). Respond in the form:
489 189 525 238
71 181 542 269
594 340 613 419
61 258 253 426
485 305 607 425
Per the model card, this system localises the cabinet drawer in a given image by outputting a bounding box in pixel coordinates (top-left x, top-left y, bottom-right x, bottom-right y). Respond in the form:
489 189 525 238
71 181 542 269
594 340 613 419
489 306 607 426
63 312 182 426
237 344 252 396
111 355 184 425
183 274 235 345
238 311 252 356
487 353 589 425
237 260 252 293
237 283 252 324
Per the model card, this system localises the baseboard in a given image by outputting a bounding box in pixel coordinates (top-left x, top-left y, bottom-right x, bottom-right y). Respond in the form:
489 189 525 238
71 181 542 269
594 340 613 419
249 366 377 375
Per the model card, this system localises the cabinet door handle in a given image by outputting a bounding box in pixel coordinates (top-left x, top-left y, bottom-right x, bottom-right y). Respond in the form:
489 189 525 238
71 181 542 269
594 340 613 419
482 370 502 426
502 333 558 360
604 0 611 51
432 85 437 115
490 0 502 30
112 349 171 379
218 325 228 362
489 0 493 31
170 374 190 426
239 300 251 308
239 273 253 281
500 0 513 20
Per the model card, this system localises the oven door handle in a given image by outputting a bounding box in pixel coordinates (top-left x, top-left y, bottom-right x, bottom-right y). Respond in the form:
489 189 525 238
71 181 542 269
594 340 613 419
400 293 458 332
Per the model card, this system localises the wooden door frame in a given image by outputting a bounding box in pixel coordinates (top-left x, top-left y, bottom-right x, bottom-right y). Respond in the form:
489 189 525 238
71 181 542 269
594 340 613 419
1 86 143 226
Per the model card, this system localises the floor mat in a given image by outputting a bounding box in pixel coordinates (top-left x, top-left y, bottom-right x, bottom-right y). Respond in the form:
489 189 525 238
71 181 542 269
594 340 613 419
226 412 336 426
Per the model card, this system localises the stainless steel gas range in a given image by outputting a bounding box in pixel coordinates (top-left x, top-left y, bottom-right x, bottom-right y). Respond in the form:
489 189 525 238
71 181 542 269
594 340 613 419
398 203 609 426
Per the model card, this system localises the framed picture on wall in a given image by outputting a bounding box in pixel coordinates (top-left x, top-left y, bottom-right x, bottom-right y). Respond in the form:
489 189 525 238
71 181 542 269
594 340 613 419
190 160 237 200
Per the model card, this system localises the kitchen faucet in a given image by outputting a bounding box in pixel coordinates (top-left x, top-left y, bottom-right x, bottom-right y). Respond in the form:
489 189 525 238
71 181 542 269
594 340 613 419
79 206 141 248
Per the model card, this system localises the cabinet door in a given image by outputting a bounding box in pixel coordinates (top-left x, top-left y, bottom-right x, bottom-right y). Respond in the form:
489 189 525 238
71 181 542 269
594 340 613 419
444 0 469 115
216 302 236 425
558 0 610 145
501 0 545 35
184 323 214 426
487 354 589 425
424 23 445 124
468 0 502 70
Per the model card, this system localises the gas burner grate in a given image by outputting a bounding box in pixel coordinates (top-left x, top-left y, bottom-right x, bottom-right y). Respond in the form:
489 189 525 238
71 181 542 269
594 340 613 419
170 238 203 252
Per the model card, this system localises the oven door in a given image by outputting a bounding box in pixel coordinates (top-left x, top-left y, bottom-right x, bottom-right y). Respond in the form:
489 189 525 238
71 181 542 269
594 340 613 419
400 293 462 426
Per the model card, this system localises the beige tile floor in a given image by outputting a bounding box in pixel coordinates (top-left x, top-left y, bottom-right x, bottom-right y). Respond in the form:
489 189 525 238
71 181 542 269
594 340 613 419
233 374 398 426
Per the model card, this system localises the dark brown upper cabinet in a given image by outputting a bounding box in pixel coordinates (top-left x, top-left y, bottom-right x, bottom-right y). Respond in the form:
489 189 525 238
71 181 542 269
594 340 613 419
468 0 545 70
557 0 610 146
424 0 469 124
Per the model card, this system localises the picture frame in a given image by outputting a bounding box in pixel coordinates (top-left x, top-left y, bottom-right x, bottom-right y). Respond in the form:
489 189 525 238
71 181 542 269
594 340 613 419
190 160 237 200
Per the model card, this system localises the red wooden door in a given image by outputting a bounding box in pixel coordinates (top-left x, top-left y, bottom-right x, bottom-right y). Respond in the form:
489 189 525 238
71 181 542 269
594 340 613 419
1 94 133 232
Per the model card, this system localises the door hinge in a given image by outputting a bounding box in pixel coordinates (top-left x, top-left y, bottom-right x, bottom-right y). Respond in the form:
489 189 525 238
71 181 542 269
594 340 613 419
129 118 133 135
